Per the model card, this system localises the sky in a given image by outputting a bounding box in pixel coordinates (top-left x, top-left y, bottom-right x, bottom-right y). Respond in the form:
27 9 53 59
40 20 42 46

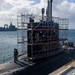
0 0 75 29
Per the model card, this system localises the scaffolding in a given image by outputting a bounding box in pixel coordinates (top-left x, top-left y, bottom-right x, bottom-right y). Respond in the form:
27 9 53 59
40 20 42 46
17 14 68 62
17 14 28 56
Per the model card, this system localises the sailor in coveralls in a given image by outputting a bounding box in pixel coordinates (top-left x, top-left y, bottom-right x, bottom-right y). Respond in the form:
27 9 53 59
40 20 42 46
14 48 18 62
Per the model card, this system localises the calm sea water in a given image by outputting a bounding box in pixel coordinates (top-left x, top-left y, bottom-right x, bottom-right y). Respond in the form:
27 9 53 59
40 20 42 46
68 29 75 42
0 29 75 64
0 31 17 64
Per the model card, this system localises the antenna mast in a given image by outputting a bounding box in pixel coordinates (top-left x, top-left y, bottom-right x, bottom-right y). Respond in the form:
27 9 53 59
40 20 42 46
46 0 53 22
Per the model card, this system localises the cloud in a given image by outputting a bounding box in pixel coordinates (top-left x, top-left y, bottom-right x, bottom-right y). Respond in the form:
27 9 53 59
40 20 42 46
53 0 75 29
0 0 75 29
0 0 35 26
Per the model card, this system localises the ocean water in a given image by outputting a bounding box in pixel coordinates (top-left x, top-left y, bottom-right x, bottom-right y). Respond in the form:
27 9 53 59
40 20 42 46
0 31 17 64
0 29 75 64
68 29 75 42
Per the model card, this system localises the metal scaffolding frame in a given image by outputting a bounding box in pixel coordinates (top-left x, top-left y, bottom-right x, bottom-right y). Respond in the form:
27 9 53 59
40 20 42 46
17 14 68 61
17 14 28 56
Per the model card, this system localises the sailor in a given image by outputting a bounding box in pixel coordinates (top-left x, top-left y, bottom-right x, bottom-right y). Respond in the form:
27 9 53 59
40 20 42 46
29 17 34 23
14 48 18 62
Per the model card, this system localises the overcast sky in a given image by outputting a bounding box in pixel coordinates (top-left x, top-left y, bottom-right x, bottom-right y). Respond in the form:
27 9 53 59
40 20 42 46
0 0 75 29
